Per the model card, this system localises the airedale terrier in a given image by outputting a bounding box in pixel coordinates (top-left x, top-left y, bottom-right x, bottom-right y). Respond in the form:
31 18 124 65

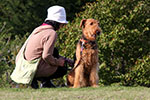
67 19 102 88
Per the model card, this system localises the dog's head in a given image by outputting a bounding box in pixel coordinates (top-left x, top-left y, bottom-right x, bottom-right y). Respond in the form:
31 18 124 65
80 19 102 41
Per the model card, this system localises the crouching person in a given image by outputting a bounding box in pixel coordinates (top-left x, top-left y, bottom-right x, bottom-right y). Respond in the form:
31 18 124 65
10 5 73 89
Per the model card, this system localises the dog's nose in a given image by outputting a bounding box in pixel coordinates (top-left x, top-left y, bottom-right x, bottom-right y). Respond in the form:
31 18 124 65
96 30 101 35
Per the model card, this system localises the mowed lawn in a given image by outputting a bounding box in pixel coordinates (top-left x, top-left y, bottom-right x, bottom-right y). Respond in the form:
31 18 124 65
0 86 150 100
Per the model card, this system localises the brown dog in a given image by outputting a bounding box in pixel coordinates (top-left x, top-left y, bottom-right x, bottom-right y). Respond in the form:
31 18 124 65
67 19 102 88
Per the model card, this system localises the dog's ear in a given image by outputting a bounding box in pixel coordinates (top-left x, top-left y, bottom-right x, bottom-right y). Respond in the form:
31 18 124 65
80 19 86 28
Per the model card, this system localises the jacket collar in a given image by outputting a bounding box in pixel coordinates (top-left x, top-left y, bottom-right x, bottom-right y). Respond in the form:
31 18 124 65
32 24 54 34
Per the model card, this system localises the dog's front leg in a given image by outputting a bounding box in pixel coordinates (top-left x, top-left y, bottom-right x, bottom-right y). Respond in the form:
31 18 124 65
89 64 99 87
73 65 84 88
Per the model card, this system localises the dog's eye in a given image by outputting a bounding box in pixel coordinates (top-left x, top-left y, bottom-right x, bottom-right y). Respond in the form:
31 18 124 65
90 22 93 25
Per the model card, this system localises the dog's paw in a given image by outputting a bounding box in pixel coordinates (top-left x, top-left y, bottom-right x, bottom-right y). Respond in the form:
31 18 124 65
73 85 81 88
92 85 99 88
68 86 73 88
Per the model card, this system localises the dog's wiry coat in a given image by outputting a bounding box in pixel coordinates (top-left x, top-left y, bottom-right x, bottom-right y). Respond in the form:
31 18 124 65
67 19 101 88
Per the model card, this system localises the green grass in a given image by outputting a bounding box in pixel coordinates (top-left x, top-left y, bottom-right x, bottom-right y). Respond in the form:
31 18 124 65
0 86 150 100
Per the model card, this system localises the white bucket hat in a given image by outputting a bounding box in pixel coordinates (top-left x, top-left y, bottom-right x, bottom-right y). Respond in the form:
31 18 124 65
45 5 68 24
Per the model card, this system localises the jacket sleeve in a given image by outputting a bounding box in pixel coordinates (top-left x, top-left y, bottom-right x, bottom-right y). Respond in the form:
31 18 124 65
41 30 62 67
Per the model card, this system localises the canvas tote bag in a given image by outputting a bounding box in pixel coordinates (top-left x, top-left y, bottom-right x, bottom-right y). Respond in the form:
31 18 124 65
11 34 40 85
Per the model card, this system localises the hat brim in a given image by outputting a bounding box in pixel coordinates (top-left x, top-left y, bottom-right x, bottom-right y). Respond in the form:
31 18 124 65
45 18 68 24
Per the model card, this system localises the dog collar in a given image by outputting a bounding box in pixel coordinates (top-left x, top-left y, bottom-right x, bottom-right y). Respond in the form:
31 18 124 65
79 38 98 55
80 38 89 44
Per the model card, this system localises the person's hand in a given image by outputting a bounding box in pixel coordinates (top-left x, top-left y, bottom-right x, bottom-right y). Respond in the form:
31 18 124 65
58 57 65 67
65 58 74 67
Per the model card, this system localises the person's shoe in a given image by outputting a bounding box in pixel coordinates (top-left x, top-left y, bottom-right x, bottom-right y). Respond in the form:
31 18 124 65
31 78 39 89
40 80 56 88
